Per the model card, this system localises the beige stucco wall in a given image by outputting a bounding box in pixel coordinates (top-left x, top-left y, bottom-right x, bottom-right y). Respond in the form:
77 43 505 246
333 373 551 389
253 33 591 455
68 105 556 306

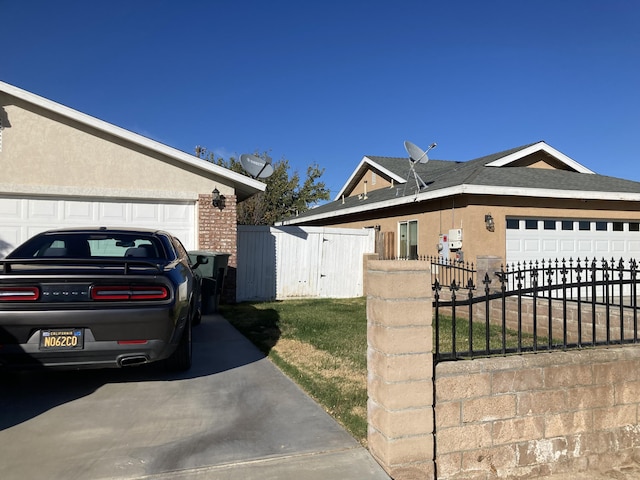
0 94 234 200
349 170 394 197
315 194 640 265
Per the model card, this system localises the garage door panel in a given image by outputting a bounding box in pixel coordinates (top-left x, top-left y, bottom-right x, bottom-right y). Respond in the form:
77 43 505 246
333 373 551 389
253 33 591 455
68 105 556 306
0 198 23 218
577 240 593 252
611 241 625 252
560 240 575 252
524 239 540 251
507 218 640 266
506 239 521 253
0 198 196 256
99 203 128 223
29 201 59 219
164 204 191 223
132 203 161 223
65 202 95 222
628 241 640 253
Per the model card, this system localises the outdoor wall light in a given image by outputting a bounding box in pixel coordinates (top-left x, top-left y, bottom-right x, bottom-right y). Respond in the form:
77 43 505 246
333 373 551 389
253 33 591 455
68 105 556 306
212 188 225 209
485 213 495 232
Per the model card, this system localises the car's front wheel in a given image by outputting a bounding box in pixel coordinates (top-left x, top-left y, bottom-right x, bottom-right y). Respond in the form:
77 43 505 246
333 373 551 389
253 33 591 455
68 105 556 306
165 317 192 372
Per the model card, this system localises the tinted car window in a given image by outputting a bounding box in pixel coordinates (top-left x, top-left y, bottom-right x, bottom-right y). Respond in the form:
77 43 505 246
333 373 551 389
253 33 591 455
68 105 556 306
9 233 165 259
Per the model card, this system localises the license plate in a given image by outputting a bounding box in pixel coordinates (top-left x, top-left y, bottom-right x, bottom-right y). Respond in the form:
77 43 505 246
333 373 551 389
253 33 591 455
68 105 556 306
40 329 84 350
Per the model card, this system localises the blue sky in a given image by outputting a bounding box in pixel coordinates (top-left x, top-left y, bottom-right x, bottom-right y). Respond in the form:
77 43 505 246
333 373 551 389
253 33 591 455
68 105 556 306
3 1 639 199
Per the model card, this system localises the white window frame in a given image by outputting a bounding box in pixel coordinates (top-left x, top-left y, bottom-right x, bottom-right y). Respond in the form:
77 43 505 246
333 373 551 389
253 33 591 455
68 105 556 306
398 219 419 259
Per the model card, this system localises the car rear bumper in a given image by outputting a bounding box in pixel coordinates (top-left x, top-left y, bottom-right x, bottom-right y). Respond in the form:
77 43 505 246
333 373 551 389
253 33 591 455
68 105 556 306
0 307 187 369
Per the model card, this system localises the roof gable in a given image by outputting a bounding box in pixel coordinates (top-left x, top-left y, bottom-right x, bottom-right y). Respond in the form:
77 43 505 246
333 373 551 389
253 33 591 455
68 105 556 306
484 141 594 174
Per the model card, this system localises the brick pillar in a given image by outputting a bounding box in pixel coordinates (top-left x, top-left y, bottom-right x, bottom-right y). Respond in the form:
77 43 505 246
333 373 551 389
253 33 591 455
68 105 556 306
198 193 237 302
366 260 435 479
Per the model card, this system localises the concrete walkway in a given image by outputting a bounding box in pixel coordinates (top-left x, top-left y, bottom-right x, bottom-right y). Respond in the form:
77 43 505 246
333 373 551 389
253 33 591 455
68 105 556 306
0 314 390 480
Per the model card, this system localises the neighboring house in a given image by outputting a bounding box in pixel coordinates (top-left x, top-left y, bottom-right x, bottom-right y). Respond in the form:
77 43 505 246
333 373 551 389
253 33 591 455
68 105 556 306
279 141 640 267
0 81 265 290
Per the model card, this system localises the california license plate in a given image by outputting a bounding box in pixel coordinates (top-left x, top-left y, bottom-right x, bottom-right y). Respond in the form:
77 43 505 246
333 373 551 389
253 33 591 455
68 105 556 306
40 329 84 350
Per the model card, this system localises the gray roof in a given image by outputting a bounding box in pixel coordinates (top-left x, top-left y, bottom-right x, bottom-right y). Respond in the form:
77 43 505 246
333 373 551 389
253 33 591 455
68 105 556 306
282 142 640 224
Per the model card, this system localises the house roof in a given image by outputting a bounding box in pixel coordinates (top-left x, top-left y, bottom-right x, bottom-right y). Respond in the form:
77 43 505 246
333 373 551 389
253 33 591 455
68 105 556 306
0 81 265 201
280 141 640 226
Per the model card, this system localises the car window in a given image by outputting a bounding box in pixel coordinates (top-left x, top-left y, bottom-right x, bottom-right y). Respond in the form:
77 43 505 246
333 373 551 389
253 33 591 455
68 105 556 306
9 233 165 259
171 237 189 261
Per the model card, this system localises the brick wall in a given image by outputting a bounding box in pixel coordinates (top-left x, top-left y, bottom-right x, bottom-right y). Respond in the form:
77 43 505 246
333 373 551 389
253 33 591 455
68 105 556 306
366 259 640 479
198 193 237 302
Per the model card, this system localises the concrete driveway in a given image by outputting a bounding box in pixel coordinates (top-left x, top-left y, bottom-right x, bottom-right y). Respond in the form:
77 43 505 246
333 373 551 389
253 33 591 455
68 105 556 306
0 315 390 480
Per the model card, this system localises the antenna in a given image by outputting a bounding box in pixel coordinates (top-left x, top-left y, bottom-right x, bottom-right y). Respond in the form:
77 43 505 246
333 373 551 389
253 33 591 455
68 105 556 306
402 140 436 195
240 153 274 179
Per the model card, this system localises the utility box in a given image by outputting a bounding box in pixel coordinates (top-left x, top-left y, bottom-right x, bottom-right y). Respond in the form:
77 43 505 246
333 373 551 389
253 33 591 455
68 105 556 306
449 228 463 250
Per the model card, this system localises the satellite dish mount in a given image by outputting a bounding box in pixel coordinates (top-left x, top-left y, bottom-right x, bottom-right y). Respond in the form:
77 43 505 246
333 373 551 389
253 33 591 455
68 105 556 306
403 140 436 195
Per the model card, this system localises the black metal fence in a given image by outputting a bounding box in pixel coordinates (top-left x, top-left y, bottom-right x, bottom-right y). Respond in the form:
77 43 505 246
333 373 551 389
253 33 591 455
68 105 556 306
433 257 640 364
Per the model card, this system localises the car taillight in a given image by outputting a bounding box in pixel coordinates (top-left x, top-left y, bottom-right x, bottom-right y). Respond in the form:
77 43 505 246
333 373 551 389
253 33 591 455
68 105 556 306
90 285 169 301
0 286 40 301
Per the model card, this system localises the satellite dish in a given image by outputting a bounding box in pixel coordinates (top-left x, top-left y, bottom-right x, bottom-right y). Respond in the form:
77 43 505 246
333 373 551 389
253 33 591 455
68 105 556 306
404 140 430 164
240 153 274 179
402 140 437 194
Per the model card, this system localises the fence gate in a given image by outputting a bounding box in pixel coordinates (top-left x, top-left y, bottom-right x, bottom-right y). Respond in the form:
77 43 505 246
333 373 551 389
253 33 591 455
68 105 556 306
236 226 376 302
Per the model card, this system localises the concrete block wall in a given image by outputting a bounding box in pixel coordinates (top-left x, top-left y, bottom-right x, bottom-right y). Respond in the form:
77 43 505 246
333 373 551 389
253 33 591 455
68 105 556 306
366 260 435 479
435 347 640 479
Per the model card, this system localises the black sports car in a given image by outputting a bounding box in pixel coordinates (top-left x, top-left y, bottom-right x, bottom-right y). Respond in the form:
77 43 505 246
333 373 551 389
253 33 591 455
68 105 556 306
0 227 207 371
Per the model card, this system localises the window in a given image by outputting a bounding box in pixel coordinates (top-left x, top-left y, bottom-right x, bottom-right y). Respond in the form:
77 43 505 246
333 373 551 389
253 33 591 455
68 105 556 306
525 219 538 230
579 221 590 231
399 220 418 259
506 219 520 229
630 222 640 232
544 220 556 230
562 221 574 231
613 222 624 232
596 222 607 231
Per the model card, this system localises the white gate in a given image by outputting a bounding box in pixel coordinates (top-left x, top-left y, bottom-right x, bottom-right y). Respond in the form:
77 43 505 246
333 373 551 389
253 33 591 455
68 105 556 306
236 226 376 302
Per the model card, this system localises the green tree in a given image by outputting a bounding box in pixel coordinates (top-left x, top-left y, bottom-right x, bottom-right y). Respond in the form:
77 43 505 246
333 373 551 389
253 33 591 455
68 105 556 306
195 148 330 225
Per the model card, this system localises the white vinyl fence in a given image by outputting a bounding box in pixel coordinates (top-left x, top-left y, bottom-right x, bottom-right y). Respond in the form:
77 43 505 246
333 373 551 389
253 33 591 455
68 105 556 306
236 226 376 302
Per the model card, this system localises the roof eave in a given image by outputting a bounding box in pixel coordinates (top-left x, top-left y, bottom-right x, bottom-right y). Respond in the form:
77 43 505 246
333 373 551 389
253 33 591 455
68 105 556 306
281 184 640 225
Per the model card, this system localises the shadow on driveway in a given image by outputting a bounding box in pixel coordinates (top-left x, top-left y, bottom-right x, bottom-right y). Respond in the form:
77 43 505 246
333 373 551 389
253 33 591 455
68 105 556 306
0 314 265 431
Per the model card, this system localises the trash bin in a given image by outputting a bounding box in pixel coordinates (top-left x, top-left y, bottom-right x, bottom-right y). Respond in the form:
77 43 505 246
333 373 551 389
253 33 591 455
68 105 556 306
188 251 230 314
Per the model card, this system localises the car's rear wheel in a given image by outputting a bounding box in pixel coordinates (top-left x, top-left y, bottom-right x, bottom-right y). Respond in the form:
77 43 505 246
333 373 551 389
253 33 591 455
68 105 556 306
165 317 192 372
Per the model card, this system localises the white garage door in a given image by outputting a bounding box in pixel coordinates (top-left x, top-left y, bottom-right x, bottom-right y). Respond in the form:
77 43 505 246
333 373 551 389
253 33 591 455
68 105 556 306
506 218 640 265
0 197 196 257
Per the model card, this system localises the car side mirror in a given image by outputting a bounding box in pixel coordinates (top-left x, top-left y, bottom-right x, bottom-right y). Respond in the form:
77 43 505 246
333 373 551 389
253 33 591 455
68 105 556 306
191 255 209 270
